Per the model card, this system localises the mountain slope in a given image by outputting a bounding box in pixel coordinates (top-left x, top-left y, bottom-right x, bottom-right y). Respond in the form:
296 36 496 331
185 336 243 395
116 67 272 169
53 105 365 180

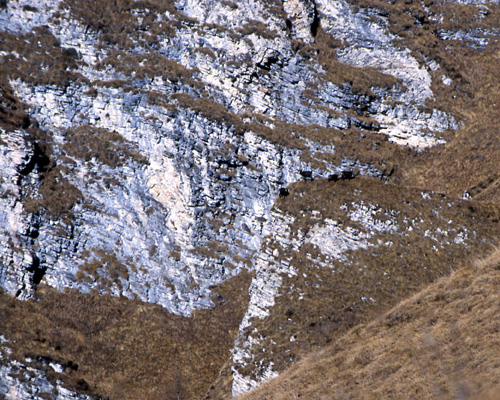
0 272 251 400
2 0 500 398
242 247 500 400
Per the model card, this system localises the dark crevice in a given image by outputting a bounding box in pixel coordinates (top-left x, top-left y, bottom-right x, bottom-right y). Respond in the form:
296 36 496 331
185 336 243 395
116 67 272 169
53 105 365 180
27 254 46 286
311 1 320 37
300 170 314 180
18 142 51 177
15 284 25 298
21 116 30 129
26 224 40 239
279 188 290 197
257 54 280 70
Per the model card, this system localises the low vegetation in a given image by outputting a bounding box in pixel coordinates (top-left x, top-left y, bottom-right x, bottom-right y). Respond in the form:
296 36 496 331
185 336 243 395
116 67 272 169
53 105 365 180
235 176 500 387
0 271 252 400
243 247 500 399
171 92 246 134
0 27 85 87
304 27 402 96
23 165 83 221
401 41 500 203
59 0 183 49
0 79 31 131
338 0 500 204
76 249 131 291
4 1 500 399
0 79 81 222
63 125 146 167
96 51 200 87
168 94 398 178
238 20 279 40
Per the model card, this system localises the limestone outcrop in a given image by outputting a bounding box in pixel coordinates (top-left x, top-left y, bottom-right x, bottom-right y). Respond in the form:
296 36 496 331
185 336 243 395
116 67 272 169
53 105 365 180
2 0 500 398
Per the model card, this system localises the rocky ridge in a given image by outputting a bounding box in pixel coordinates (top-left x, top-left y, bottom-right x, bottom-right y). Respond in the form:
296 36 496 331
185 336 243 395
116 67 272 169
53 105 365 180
0 349 92 400
0 0 455 316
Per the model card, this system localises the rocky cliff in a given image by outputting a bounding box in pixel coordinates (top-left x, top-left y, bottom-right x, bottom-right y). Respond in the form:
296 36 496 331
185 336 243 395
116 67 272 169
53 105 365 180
1 0 500 398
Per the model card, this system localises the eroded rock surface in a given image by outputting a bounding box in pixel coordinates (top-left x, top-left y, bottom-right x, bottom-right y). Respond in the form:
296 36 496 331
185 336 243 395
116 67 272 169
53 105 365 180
2 0 500 398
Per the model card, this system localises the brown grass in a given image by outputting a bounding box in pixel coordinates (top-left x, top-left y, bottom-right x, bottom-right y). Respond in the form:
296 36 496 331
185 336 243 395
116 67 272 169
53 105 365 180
5 2 500 399
23 165 83 221
0 271 252 400
75 249 130 291
171 93 246 134
339 1 500 204
0 27 86 87
238 20 279 40
400 41 500 202
236 176 500 383
60 0 182 49
63 125 146 167
261 0 287 21
296 27 402 96
0 71 80 222
243 247 500 400
15 124 146 221
169 100 397 177
0 79 31 131
97 51 199 85
191 241 230 259
196 46 217 59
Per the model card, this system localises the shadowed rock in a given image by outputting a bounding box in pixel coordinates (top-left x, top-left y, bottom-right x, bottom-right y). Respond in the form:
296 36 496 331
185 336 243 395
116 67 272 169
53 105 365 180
300 170 313 180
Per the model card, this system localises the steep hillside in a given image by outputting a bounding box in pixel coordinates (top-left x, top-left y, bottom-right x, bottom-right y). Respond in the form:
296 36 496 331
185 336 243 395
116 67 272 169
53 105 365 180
1 0 500 399
242 247 500 400
228 176 500 395
0 272 251 400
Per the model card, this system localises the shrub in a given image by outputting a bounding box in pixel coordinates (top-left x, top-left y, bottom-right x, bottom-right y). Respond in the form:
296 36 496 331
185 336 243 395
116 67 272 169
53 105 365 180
62 125 146 168
238 20 279 40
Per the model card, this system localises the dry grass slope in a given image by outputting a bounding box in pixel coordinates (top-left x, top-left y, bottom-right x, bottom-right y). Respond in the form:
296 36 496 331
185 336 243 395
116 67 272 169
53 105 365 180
410 41 500 202
341 1 500 204
0 271 252 400
242 248 500 400
234 176 500 384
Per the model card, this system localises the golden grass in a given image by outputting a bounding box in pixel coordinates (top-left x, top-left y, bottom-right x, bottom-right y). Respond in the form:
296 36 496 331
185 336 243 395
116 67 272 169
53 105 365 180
0 271 252 400
242 247 500 399
402 41 500 202
234 176 500 388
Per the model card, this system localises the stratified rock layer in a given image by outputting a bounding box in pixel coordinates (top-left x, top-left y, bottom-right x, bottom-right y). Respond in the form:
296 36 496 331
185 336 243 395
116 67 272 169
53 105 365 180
2 0 500 398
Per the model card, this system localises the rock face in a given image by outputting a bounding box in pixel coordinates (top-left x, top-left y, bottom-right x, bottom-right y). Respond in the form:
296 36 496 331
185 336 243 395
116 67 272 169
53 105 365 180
0 355 92 400
1 0 500 398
